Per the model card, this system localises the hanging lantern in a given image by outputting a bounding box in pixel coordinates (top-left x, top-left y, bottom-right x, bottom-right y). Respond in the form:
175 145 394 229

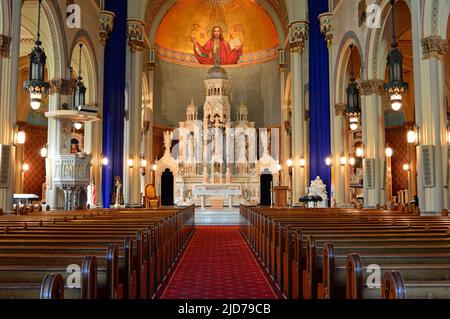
384 0 408 111
73 43 87 109
345 45 361 131
23 0 49 111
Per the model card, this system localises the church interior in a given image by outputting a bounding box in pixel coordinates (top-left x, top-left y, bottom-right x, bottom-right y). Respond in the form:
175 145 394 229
0 0 449 303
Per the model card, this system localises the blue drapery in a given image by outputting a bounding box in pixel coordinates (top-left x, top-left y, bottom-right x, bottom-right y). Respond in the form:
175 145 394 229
308 0 332 204
101 0 127 208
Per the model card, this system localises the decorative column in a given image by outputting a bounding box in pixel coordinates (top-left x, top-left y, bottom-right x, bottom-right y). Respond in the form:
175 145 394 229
288 20 309 206
318 13 334 50
0 0 20 213
319 12 339 205
142 47 155 189
86 10 114 208
360 79 386 207
333 103 348 205
414 36 449 213
0 34 15 213
124 19 145 207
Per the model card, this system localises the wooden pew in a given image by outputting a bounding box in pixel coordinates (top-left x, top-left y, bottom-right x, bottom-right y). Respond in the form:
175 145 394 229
0 273 65 299
239 205 450 300
0 205 195 299
382 270 450 299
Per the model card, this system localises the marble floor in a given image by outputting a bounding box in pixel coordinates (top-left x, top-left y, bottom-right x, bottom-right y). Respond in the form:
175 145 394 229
194 207 240 225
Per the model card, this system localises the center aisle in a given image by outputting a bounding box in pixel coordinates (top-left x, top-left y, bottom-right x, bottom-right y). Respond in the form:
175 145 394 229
158 226 282 299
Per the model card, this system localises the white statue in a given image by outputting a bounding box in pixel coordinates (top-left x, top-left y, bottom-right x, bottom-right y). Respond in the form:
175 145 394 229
163 131 173 155
308 176 328 208
260 129 269 156
187 134 195 163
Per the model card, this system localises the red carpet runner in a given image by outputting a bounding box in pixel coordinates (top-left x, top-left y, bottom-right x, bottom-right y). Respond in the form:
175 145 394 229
159 226 281 299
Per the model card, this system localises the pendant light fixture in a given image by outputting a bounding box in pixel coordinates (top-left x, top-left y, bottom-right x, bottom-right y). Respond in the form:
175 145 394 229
345 45 361 131
73 43 87 109
384 0 408 111
23 0 49 111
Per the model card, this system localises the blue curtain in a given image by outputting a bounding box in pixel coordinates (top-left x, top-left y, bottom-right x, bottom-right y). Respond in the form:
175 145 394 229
308 0 332 204
101 0 127 208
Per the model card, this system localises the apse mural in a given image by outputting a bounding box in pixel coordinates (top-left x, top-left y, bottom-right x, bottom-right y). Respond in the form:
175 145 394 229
155 0 279 65
192 25 243 65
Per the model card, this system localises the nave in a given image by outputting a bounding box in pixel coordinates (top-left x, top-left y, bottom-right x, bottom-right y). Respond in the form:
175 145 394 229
1 204 450 300
158 226 280 299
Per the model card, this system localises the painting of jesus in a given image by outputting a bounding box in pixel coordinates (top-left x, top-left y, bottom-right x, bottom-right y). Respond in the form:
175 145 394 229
191 26 243 65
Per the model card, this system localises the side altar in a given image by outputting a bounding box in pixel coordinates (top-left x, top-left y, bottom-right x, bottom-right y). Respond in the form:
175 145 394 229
154 57 280 207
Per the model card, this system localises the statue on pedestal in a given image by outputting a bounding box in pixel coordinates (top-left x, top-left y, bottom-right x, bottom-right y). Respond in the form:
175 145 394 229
307 176 328 208
111 176 124 207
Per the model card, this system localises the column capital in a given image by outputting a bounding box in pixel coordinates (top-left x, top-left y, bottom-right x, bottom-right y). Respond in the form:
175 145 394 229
318 13 334 49
335 103 347 116
99 10 116 46
0 34 12 58
421 36 449 61
49 78 77 95
288 20 309 54
359 79 384 96
127 19 145 53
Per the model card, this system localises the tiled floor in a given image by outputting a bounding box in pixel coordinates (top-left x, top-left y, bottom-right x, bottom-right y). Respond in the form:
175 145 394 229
195 207 240 225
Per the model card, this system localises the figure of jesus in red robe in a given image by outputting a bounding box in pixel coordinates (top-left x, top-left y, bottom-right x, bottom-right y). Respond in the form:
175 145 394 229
191 26 243 65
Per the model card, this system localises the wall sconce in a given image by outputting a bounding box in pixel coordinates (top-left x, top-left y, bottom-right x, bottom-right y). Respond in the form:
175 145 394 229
149 48 156 70
299 157 306 168
340 155 347 166
74 122 83 130
152 163 157 171
349 157 356 166
22 162 30 172
286 158 294 168
325 156 332 167
100 154 109 166
17 130 26 145
278 49 285 71
276 164 282 172
407 125 419 145
402 163 410 171
349 117 359 131
355 146 364 158
127 156 134 168
140 156 147 176
40 145 48 158
385 145 393 157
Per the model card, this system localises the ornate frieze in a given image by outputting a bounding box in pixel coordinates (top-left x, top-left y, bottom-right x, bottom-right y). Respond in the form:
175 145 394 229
335 103 347 116
0 34 12 58
288 20 309 54
127 19 145 53
99 10 115 46
49 78 77 95
359 79 384 96
421 36 449 61
319 13 334 49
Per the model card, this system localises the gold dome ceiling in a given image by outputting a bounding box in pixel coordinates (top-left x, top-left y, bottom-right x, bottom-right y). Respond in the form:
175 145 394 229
154 0 280 65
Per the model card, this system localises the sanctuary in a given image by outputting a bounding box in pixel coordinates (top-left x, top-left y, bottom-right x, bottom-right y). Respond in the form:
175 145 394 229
154 56 280 207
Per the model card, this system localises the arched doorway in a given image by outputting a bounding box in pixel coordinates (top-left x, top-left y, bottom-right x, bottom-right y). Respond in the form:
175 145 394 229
161 168 174 206
260 169 273 206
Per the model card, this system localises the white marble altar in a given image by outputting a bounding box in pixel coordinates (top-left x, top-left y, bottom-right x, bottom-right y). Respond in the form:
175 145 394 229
192 184 242 208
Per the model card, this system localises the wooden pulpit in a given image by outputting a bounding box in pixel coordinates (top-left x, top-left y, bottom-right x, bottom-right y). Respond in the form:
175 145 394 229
273 186 289 208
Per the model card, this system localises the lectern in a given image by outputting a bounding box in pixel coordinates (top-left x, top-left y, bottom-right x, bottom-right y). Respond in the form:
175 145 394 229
273 186 289 208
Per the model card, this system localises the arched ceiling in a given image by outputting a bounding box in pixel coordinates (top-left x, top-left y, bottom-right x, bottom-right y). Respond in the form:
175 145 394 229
145 0 288 36
148 0 285 65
